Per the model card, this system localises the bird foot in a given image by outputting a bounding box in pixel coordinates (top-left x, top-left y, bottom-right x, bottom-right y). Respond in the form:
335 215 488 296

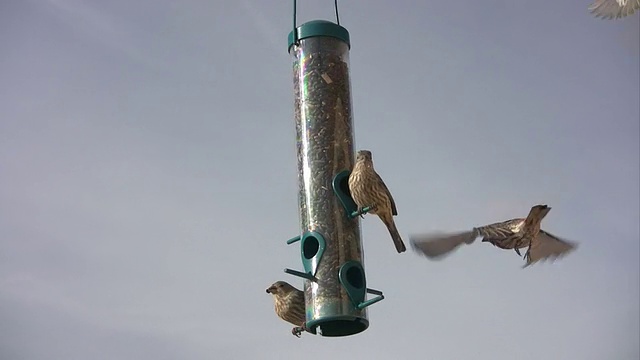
352 207 365 219
360 205 375 218
291 325 306 338
291 327 302 338
291 323 310 338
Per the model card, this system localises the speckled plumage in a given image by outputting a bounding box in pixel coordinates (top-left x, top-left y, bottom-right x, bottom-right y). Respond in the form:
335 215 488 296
266 281 307 337
348 150 406 253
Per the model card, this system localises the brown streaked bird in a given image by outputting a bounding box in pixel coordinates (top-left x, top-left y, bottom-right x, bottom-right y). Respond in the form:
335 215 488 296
266 281 308 337
410 205 577 267
589 0 639 19
348 150 406 253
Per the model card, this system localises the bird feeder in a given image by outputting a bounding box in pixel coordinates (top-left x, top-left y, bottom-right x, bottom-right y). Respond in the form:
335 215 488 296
283 10 384 337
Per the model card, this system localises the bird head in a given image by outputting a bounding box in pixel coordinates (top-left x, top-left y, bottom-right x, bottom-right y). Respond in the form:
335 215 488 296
531 204 552 218
266 281 296 296
355 150 373 163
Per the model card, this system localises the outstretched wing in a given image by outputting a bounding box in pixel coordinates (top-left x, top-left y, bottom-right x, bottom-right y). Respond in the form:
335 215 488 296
476 218 525 243
523 230 577 268
410 230 477 259
589 0 640 19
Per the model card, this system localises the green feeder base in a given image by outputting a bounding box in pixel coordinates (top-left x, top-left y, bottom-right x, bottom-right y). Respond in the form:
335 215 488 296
306 315 368 337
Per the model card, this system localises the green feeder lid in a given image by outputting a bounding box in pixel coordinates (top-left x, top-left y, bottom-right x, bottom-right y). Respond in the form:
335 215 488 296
288 20 350 52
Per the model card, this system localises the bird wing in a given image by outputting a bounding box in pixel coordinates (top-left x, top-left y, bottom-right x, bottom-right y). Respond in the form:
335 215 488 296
589 0 640 19
410 230 477 259
523 230 577 267
376 172 398 216
476 218 525 242
279 290 306 326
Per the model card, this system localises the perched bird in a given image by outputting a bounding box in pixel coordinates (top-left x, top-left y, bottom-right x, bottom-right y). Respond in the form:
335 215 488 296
348 150 406 253
589 0 639 19
266 281 308 337
410 205 577 267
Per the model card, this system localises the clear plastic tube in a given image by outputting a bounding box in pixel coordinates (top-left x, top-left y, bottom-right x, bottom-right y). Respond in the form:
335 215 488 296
291 34 368 336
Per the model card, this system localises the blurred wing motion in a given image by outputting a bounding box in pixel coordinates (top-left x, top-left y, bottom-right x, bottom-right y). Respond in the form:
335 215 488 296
589 0 640 19
523 230 578 268
410 205 578 267
410 230 477 259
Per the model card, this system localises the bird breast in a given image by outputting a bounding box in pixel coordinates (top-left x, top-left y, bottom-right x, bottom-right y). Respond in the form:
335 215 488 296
274 293 297 315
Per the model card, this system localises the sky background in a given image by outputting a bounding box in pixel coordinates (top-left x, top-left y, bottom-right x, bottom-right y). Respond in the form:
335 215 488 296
1 0 638 359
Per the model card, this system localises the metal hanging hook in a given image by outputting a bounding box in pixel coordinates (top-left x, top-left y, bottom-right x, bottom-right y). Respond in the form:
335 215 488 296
292 0 342 46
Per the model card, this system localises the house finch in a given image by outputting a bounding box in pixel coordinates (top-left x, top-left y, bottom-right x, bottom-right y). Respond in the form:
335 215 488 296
589 0 639 19
410 205 577 267
266 281 309 337
348 150 406 253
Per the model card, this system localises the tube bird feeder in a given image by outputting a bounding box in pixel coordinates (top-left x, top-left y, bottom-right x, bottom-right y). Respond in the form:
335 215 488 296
284 19 384 337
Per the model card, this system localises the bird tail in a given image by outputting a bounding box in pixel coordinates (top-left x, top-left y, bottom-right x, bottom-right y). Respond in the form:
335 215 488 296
383 217 406 253
409 229 477 259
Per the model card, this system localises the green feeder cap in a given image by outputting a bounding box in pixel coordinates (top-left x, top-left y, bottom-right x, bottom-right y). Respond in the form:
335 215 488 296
288 20 350 52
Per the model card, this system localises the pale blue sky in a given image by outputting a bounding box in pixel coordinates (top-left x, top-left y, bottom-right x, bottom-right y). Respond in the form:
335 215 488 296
1 1 638 359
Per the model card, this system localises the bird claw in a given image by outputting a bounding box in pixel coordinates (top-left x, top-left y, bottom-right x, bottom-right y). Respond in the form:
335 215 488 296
358 205 375 218
291 324 307 338
291 323 310 338
522 248 532 265
515 248 521 257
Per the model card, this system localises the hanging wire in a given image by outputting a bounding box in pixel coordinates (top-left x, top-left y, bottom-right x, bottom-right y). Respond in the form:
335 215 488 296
292 0 341 45
293 0 298 45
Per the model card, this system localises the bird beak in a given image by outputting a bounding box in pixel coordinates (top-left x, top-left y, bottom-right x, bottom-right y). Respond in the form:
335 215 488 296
266 286 275 294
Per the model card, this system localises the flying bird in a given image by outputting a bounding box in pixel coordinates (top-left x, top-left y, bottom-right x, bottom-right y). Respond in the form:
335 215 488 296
589 0 639 19
348 150 406 253
266 281 309 337
410 205 577 267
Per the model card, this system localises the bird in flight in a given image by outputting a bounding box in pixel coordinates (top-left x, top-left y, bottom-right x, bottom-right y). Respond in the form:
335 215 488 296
589 0 639 19
410 205 578 268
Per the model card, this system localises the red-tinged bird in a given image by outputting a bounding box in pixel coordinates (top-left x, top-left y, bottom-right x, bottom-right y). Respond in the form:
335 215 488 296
410 205 578 267
589 0 639 19
266 281 309 337
348 150 406 253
